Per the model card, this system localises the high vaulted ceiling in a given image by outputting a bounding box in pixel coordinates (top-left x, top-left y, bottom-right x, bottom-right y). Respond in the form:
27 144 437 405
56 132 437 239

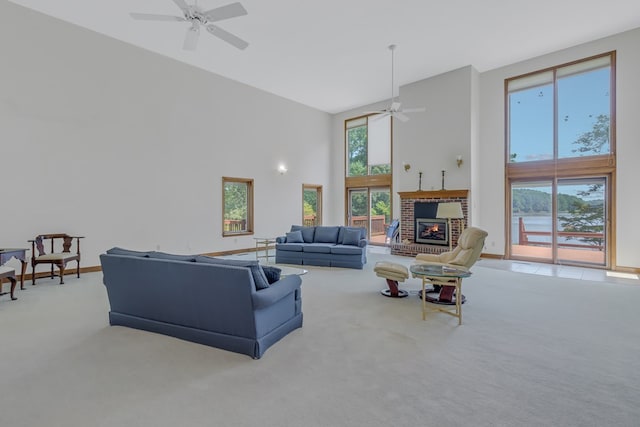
8 0 640 113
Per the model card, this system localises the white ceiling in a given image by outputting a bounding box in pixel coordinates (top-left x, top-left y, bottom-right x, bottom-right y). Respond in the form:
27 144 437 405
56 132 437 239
8 0 640 113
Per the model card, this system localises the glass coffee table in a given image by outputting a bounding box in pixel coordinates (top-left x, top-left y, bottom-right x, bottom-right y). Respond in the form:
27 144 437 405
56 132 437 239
260 262 307 278
409 264 471 325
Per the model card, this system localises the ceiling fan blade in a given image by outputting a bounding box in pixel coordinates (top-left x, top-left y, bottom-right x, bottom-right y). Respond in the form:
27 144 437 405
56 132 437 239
204 2 248 22
183 26 200 50
206 25 249 50
393 112 410 122
130 13 184 22
369 112 391 121
172 0 190 13
390 101 402 112
402 107 426 113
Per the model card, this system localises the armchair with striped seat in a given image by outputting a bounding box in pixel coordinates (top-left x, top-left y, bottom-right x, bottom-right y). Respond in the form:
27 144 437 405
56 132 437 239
29 234 84 285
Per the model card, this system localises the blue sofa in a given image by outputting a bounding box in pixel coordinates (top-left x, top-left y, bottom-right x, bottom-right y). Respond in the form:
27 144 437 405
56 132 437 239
100 248 303 359
275 225 367 269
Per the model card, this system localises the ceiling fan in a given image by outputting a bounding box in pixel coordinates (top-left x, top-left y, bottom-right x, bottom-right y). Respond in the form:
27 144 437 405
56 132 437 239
366 45 425 122
130 0 249 51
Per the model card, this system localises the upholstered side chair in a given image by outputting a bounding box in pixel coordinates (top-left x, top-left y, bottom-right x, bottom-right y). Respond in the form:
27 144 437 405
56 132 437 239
29 234 84 285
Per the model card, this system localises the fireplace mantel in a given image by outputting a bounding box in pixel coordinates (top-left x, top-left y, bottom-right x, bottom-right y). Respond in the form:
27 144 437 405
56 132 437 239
398 189 469 200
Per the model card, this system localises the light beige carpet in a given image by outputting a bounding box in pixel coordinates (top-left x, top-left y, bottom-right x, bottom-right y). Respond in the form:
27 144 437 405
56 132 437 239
1 252 639 427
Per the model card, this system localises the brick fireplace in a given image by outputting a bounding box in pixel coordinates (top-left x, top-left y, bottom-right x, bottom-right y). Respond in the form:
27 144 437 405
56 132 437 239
391 189 469 257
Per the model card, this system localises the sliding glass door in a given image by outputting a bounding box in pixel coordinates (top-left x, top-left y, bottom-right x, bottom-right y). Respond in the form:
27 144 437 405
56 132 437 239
510 177 607 266
348 187 390 245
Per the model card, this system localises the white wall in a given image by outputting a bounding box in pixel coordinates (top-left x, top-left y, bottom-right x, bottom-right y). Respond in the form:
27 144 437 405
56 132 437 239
478 27 640 268
0 2 331 269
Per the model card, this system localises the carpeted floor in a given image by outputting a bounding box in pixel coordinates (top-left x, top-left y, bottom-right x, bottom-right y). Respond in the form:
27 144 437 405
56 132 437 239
1 252 639 427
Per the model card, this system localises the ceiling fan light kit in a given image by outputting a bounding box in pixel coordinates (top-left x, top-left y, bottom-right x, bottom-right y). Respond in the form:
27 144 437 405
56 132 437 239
130 1 249 51
365 44 426 122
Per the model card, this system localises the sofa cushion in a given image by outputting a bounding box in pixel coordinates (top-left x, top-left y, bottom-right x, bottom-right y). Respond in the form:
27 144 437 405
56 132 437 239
286 230 304 243
148 251 196 262
302 243 332 253
291 225 315 243
106 247 151 257
261 266 282 284
194 256 270 290
330 245 364 255
341 228 362 246
276 243 304 252
313 226 340 243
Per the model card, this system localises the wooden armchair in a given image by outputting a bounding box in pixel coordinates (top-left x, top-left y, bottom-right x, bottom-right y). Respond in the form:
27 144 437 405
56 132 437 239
29 234 84 285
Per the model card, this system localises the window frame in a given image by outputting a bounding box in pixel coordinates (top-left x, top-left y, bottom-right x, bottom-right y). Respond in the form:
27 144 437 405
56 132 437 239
504 51 616 268
302 184 323 226
222 176 254 237
344 114 393 240
505 51 615 168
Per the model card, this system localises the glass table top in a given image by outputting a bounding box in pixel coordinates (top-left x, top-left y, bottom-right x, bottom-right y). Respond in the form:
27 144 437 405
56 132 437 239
410 263 471 278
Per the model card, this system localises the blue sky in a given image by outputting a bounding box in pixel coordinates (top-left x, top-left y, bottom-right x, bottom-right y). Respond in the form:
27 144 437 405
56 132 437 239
509 67 610 161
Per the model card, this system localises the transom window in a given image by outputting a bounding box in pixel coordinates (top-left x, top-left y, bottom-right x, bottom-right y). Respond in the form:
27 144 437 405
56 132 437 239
346 115 391 176
508 54 612 162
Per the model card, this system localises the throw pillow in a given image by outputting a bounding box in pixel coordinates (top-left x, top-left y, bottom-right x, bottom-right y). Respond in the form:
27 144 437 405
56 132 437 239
261 266 282 284
291 225 315 243
194 256 270 290
286 230 304 243
342 228 361 246
148 251 196 262
106 247 151 257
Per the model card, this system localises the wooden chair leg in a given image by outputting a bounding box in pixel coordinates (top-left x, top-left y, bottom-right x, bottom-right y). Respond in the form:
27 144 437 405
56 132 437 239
9 277 17 300
77 260 80 278
32 263 36 285
59 263 65 284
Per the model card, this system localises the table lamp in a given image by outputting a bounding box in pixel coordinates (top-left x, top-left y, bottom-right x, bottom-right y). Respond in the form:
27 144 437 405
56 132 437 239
436 202 464 250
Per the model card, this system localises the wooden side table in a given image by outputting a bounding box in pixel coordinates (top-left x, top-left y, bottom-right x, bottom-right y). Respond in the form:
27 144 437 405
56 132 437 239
254 238 276 263
410 264 471 325
0 248 29 291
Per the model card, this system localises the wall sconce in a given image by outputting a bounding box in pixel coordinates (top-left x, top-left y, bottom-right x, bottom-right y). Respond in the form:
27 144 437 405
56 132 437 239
277 164 288 175
403 162 411 172
456 155 463 168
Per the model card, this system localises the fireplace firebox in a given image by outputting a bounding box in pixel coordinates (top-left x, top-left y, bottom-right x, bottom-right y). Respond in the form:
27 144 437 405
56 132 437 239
415 218 449 246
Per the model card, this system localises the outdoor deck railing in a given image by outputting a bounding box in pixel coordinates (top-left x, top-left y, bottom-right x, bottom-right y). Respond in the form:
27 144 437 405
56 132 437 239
350 215 387 236
224 219 247 232
518 217 603 250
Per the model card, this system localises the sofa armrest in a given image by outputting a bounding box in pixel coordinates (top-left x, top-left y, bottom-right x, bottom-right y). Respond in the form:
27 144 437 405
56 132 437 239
358 239 368 248
276 236 286 244
252 274 302 309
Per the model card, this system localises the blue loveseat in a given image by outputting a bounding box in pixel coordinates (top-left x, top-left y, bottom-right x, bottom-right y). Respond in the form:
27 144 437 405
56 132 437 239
275 225 367 269
100 248 303 359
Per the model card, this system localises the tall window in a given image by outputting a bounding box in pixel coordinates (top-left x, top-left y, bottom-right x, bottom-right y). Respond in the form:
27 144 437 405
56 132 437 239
346 116 391 176
508 54 612 162
345 115 392 244
222 177 253 236
303 184 322 226
506 52 615 268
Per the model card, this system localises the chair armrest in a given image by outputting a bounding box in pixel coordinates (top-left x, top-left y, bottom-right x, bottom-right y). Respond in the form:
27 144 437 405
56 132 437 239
252 275 302 309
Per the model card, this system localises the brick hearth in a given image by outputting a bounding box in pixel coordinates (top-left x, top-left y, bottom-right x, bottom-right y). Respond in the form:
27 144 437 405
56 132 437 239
391 189 469 257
